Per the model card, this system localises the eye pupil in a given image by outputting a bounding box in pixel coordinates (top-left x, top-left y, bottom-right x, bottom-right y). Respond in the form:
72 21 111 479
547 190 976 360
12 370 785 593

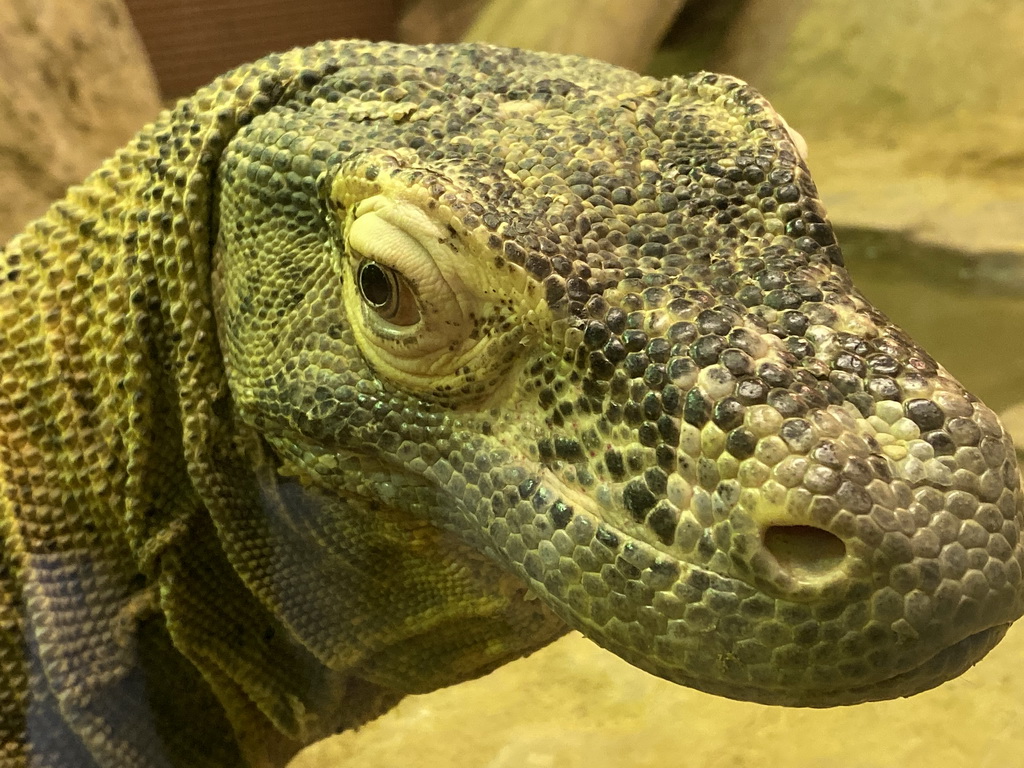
356 260 419 327
358 262 394 308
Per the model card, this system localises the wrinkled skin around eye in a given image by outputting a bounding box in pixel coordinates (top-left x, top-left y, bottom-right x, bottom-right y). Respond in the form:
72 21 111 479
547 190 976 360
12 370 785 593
341 196 477 369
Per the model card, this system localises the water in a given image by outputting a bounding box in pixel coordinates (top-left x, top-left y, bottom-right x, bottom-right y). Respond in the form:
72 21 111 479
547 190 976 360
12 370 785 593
839 227 1024 413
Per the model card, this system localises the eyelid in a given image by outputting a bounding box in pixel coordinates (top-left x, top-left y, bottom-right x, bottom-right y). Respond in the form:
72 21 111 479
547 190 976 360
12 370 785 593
341 195 474 360
332 188 545 404
347 204 455 298
348 214 428 279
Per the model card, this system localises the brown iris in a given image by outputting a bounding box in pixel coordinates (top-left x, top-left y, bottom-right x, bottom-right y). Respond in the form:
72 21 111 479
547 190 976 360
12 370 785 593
357 261 420 326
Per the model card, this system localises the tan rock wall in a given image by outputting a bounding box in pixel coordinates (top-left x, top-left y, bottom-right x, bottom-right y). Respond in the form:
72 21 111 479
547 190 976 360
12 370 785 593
461 0 684 71
0 0 161 244
719 0 1024 180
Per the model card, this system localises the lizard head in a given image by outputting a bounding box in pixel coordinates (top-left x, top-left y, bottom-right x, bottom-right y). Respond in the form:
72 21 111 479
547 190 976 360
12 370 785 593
211 44 1024 706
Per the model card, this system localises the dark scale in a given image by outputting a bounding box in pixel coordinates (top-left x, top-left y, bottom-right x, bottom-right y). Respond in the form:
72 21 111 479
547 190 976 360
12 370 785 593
726 428 758 460
623 480 658 522
906 398 946 431
712 398 746 431
647 502 681 546
691 336 725 367
867 377 902 402
684 389 713 427
720 348 755 377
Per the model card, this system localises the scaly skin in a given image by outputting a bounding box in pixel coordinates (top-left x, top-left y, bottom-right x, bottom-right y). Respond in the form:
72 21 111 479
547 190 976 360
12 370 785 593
1 40 1022 768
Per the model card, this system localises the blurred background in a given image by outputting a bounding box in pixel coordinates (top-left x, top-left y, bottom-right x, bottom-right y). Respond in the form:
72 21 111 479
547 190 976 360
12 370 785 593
2 1 1022 765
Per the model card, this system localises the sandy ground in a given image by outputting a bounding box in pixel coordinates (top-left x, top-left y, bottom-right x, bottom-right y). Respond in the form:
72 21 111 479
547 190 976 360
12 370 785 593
292 621 1024 768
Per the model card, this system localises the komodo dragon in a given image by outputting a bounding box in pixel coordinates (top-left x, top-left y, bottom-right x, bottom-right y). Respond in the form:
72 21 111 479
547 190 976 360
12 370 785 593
1 40 1022 767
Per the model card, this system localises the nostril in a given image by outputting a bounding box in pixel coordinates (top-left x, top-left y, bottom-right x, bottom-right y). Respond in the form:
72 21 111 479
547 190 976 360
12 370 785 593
763 525 847 580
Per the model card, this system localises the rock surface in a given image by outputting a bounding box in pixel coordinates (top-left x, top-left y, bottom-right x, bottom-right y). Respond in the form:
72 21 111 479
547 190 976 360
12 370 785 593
1002 402 1024 457
462 0 684 71
0 0 161 244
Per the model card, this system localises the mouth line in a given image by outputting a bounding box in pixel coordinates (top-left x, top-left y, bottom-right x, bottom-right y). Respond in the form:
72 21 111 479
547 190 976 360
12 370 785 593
831 622 1011 702
749 622 1011 707
526 470 1013 705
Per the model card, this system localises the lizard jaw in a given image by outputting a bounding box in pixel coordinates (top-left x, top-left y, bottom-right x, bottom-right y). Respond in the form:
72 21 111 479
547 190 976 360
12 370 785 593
488 464 1024 707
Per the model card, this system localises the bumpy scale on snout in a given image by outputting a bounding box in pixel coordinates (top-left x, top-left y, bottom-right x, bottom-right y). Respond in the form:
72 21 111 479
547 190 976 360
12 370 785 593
214 44 1024 707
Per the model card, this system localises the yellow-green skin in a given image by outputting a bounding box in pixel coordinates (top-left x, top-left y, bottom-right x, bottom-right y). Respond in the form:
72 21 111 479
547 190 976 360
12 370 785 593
1 40 1022 767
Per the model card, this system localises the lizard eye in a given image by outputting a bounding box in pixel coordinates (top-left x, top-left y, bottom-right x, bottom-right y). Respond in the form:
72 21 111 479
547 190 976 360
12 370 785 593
357 260 420 326
335 192 494 392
